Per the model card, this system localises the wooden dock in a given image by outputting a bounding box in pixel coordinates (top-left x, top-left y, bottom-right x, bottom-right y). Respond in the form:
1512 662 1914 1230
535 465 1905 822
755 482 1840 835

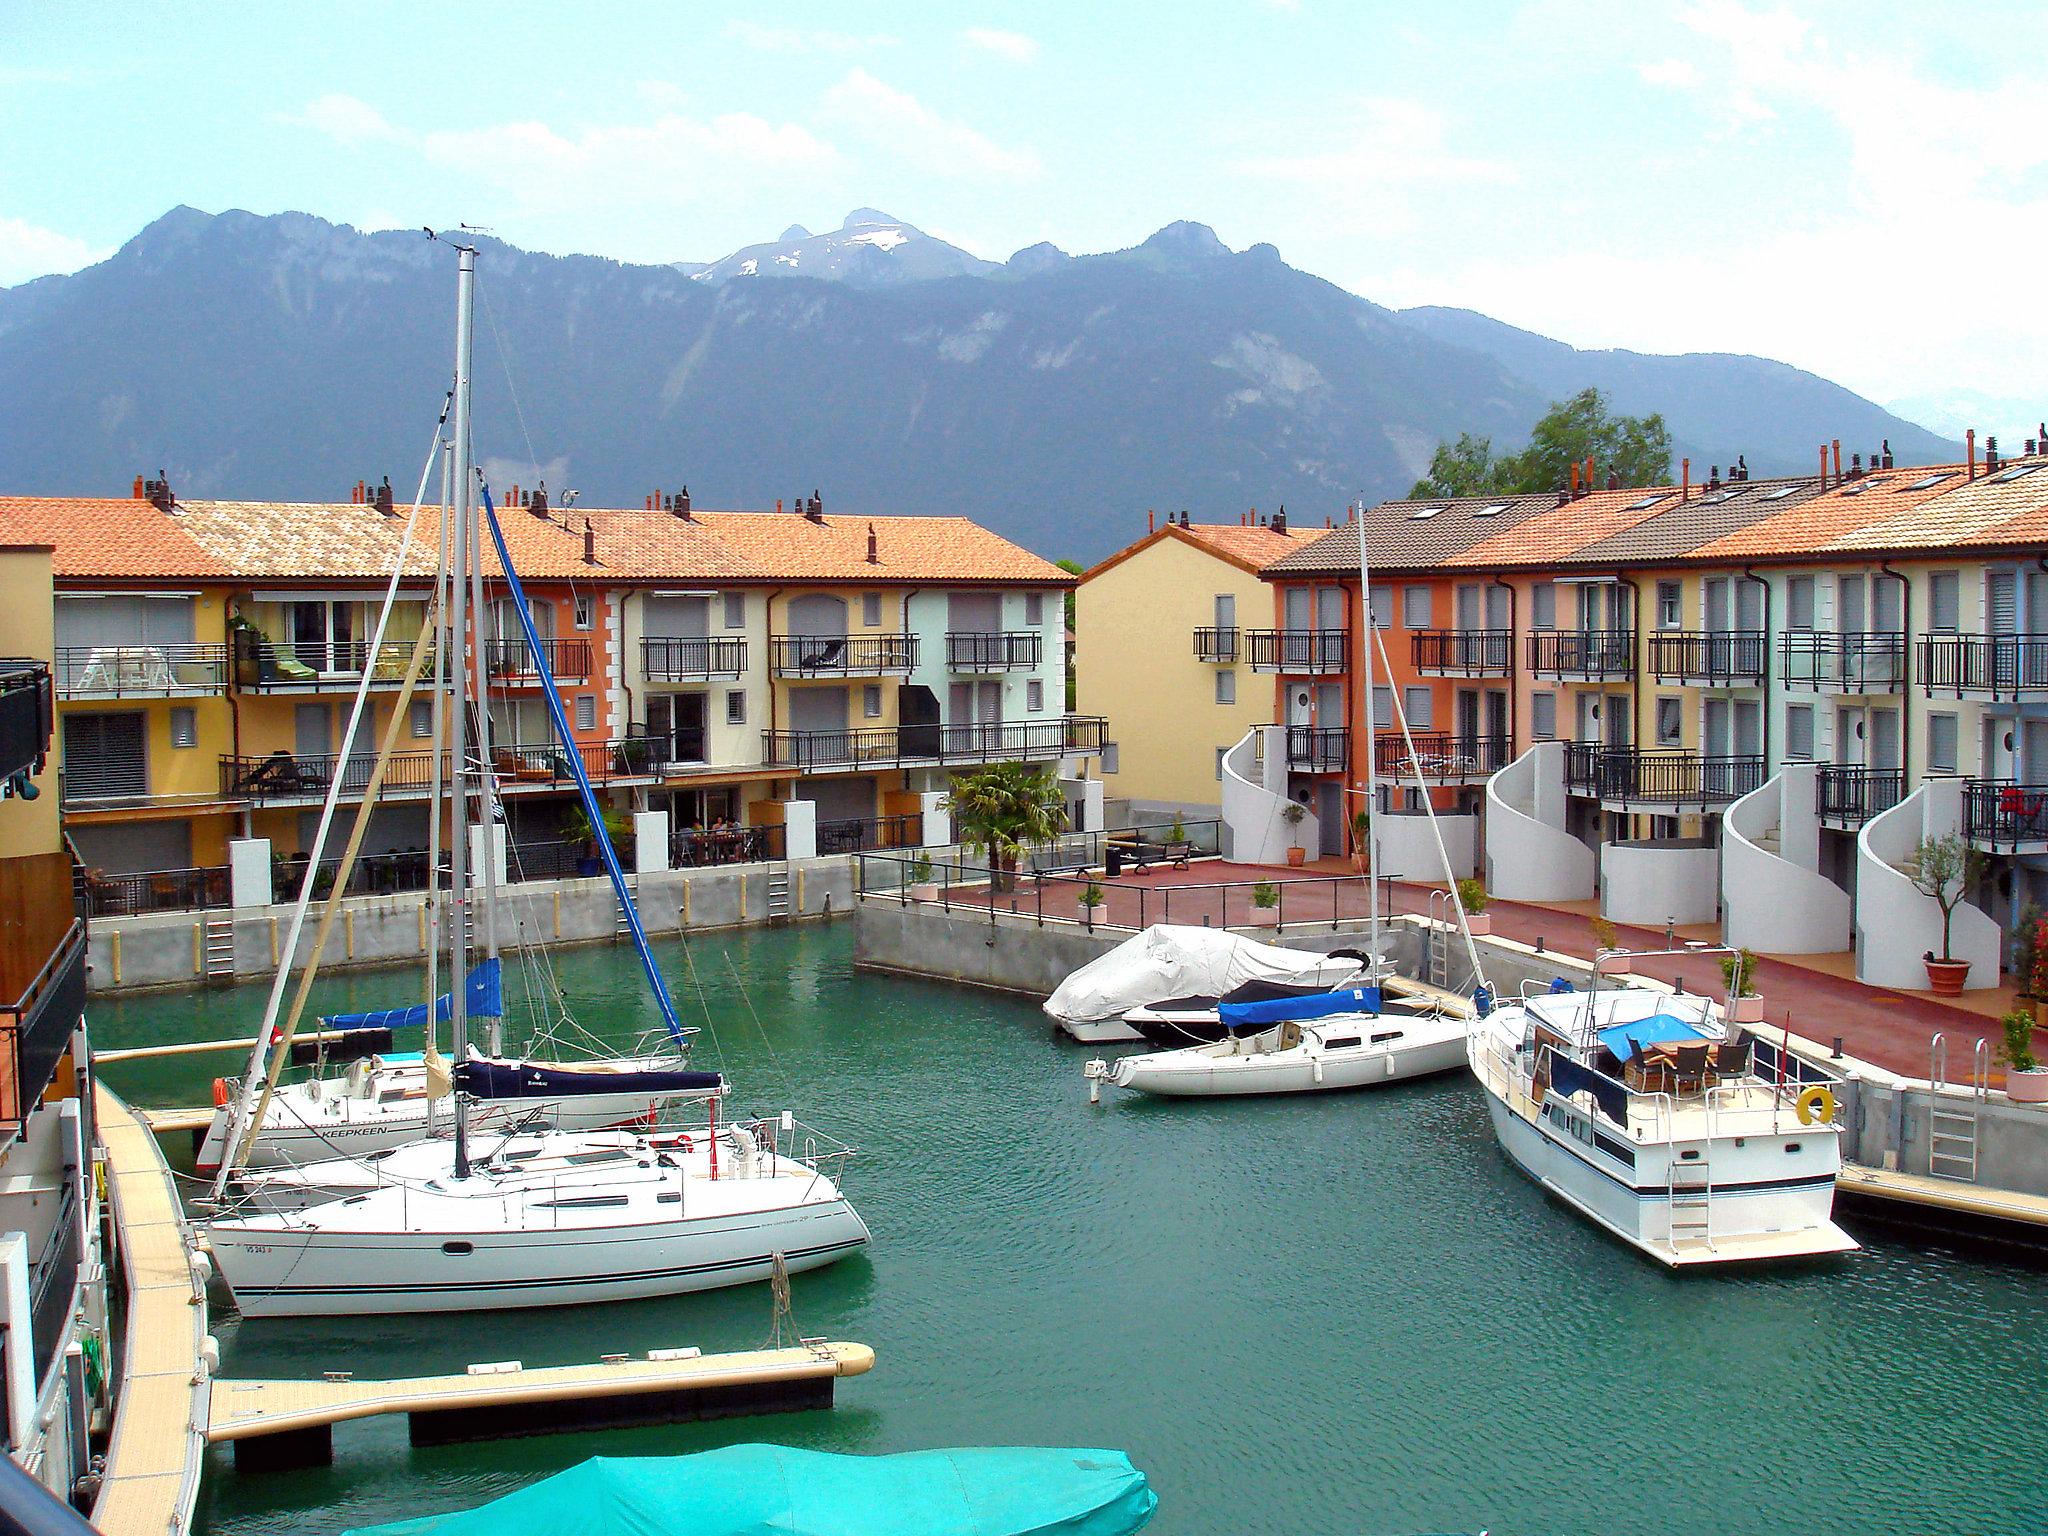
92 1086 211 1536
210 1342 875 1469
138 1106 214 1136
1838 1162 2048 1249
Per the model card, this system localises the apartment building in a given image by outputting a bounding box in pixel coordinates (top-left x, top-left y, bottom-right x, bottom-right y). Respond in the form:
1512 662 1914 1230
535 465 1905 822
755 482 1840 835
0 480 1097 901
1076 512 1313 816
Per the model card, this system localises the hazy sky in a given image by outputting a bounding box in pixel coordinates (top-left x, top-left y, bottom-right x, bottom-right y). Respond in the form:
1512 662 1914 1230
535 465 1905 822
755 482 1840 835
4 1 2044 405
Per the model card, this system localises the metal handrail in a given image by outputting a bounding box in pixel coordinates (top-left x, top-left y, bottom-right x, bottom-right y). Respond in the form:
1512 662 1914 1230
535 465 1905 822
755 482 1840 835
1963 779 2048 848
1563 745 1764 803
1526 630 1636 679
1375 732 1510 780
1410 629 1513 675
55 643 230 698
944 631 1043 671
1285 725 1349 772
1191 626 1240 663
1245 629 1347 672
483 636 595 681
1779 630 1904 690
1647 631 1767 683
640 636 747 680
769 634 918 676
1817 765 1904 823
1917 632 2048 700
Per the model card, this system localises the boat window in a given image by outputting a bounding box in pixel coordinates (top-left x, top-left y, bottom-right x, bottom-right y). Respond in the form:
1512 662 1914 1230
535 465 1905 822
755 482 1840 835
1784 1143 1803 1154
657 1191 681 1204
1593 1132 1634 1165
1370 1030 1402 1044
1325 1036 1362 1050
442 1241 474 1255
538 1194 630 1208
1679 1149 1701 1161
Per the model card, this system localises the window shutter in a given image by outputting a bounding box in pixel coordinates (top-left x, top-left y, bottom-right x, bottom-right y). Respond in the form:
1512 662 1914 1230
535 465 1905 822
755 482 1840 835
1532 692 1556 739
1930 572 1960 631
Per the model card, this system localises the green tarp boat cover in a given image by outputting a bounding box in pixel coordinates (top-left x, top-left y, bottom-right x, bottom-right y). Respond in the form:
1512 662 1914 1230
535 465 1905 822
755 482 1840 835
343 1445 1157 1536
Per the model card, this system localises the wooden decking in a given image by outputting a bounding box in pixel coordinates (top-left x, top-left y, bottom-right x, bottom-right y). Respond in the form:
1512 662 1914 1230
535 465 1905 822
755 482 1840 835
1838 1163 2048 1234
92 1085 210 1536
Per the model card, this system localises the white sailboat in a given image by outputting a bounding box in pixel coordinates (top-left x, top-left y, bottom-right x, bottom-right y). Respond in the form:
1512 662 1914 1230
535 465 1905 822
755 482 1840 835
204 241 869 1316
1083 503 1482 1100
1467 953 1858 1266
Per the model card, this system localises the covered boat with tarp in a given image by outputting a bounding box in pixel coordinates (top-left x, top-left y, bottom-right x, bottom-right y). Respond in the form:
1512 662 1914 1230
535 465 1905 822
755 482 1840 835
342 1446 1157 1536
1044 924 1366 1043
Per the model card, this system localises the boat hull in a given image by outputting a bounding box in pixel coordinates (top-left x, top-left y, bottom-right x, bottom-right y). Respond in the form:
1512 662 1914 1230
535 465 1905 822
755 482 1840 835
1108 1028 1466 1097
1057 1017 1145 1045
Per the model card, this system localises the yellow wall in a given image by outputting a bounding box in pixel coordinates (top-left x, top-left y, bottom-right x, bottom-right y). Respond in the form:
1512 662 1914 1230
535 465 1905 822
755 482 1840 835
1076 535 1272 807
0 549 61 854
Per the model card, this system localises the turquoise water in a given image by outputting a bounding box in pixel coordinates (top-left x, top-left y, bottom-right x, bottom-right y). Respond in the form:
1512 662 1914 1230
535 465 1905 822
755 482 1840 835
92 923 2048 1536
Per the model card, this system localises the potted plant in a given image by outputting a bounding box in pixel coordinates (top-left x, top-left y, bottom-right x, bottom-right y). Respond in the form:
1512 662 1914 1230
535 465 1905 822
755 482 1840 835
1078 878 1105 929
1997 1006 2048 1103
563 802 634 878
2012 899 2043 999
1908 833 1984 996
1351 808 1372 875
1455 877 1491 936
2034 916 2048 1029
1165 814 1191 864
1591 915 1629 973
944 762 1067 893
1719 947 1765 1023
1248 879 1281 927
907 851 938 903
1283 802 1308 867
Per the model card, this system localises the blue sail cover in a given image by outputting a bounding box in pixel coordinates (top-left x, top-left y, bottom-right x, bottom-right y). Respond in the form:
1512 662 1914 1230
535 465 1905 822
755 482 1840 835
454 1059 724 1101
1595 1014 1709 1059
322 958 502 1032
342 1446 1158 1536
1218 986 1382 1027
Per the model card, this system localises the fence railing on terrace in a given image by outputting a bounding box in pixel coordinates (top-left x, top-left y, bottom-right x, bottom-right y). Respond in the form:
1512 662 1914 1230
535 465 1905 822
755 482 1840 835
1780 631 1905 691
1647 631 1767 685
1964 779 2048 848
1410 629 1513 676
0 660 53 782
764 716 1107 769
1246 629 1347 673
56 643 230 699
1376 733 1511 781
944 632 1042 671
1918 634 2048 699
1564 744 1765 804
1816 765 1904 825
1527 630 1636 679
1 921 85 1134
231 632 438 689
483 636 595 682
1192 626 1240 663
1285 725 1349 773
641 636 747 680
79 865 231 915
770 634 918 676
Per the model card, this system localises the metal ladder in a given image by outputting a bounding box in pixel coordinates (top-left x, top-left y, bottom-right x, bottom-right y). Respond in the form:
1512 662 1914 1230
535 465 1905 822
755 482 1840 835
1927 1032 1989 1182
201 914 236 983
1667 1144 1714 1252
765 868 793 922
612 878 635 940
1424 890 1453 988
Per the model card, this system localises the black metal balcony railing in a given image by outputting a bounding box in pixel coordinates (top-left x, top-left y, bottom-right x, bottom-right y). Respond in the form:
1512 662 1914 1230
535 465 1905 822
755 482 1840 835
1192 626 1240 663
484 636 594 683
1410 630 1513 676
1648 631 1767 685
1376 733 1511 781
0 660 54 782
1780 631 1906 691
1965 780 2048 848
222 737 668 804
1285 725 1349 773
1817 765 1905 825
56 643 230 699
1918 634 2048 700
1246 629 1347 672
1564 744 1764 804
945 631 1043 671
2 920 86 1133
79 865 231 916
232 631 438 689
764 716 1106 769
1527 630 1636 680
641 636 747 681
770 634 917 676
818 813 925 855
29 1178 81 1379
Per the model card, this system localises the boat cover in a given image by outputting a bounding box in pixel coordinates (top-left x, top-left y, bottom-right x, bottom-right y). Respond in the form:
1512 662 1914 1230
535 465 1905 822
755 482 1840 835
1217 987 1383 1026
1043 925 1362 1023
321 959 502 1032
1595 1014 1709 1058
342 1445 1158 1536
453 1059 724 1101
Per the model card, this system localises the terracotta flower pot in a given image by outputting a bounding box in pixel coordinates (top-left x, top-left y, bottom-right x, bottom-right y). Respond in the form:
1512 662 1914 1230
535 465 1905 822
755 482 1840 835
1286 847 1306 868
1732 995 1765 1024
1923 956 1972 996
2007 1069 2048 1104
1465 912 1491 937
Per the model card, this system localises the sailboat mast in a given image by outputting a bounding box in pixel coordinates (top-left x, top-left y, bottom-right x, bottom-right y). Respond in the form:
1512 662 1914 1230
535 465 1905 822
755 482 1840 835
448 245 476 1180
424 434 453 1137
466 428 503 1056
1357 502 1380 964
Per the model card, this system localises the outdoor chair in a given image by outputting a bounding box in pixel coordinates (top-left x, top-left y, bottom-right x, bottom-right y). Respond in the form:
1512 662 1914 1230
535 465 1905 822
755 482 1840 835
1670 1043 1712 1093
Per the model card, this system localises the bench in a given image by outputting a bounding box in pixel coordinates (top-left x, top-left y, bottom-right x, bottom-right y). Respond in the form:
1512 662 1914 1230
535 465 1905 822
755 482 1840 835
1125 839 1192 873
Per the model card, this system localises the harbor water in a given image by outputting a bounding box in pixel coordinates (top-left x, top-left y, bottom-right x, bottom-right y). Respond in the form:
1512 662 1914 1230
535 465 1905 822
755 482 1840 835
93 923 2048 1536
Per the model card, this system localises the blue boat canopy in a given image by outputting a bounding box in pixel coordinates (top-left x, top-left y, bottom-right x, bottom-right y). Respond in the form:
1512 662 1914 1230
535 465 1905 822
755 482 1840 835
1218 986 1381 1027
321 958 502 1032
1596 1013 1709 1058
342 1445 1157 1536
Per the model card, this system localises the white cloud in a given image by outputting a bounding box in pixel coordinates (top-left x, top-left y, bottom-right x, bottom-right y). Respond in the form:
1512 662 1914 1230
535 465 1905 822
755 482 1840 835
819 69 1042 181
723 21 893 54
0 217 112 286
288 92 403 146
1227 97 1509 201
962 28 1039 63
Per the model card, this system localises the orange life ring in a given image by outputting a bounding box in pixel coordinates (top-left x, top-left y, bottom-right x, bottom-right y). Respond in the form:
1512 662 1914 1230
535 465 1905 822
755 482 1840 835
211 1077 229 1109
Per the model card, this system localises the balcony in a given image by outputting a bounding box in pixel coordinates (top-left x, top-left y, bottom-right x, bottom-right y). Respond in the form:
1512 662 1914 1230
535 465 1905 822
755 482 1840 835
817 813 924 854
221 737 668 805
1648 631 1766 686
770 633 918 677
56 643 229 700
1246 629 1347 673
945 631 1043 672
1 920 85 1135
1564 743 1763 807
1410 629 1513 677
1376 733 1511 783
1527 630 1635 681
1781 632 1905 692
1817 765 1905 827
231 632 444 692
1964 780 2048 852
764 715 1107 770
1918 634 2048 700
641 636 747 682
1192 627 1240 663
0 660 53 781
483 637 594 685
1285 725 1349 773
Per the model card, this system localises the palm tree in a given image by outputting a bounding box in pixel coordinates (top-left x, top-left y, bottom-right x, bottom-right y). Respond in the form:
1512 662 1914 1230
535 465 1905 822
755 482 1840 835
944 763 1067 892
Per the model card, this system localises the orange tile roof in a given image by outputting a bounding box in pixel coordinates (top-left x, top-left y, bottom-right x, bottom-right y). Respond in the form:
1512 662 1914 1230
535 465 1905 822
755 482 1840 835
687 510 1072 585
1828 461 2048 553
1081 521 1314 583
0 497 231 581
1687 464 1972 561
1448 485 1687 569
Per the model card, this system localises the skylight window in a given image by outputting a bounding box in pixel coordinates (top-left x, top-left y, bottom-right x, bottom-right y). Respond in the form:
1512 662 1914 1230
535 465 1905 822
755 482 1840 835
1840 484 1865 497
1903 473 1953 492
1624 494 1669 511
1703 490 1738 504
1990 464 2040 484
1407 506 1443 520
1472 503 1507 518
1760 486 1799 500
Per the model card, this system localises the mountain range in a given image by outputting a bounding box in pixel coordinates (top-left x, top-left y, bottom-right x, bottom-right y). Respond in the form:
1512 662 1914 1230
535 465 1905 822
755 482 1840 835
0 206 1957 560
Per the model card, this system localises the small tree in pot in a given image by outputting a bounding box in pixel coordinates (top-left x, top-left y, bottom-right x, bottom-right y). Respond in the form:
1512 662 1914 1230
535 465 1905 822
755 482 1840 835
1455 877 1492 937
1351 808 1372 875
1248 879 1281 927
1719 947 1765 1023
1590 914 1629 973
1078 877 1105 929
1909 833 1985 996
945 762 1066 893
563 802 634 878
907 851 938 903
1997 1006 2048 1104
1283 801 1308 867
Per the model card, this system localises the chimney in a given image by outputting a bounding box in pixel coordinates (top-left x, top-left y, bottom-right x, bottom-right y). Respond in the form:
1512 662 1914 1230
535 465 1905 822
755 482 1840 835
132 474 145 499
1986 435 2001 474
1148 509 1155 533
1882 439 1894 470
1178 510 1190 529
866 523 879 564
776 498 784 514
1831 439 1842 483
1818 445 1829 490
530 482 550 516
1272 505 1287 534
805 494 825 525
1605 470 1619 491
145 472 174 512
809 489 823 518
582 518 596 564
1967 428 1977 480
375 476 395 515
1848 453 1862 480
1569 462 1581 495
1736 454 1748 481
1583 456 1594 493
1708 465 1721 493
1681 458 1690 501
678 485 691 514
